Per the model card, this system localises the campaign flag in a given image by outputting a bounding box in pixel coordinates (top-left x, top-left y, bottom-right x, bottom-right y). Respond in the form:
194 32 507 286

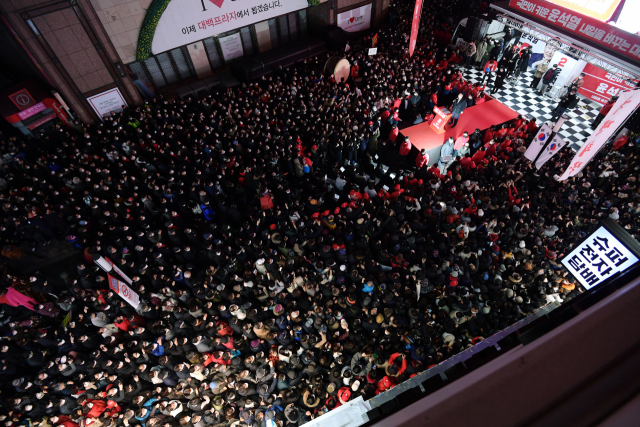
535 134 567 169
559 89 640 181
524 123 552 162
409 0 423 57
372 33 378 47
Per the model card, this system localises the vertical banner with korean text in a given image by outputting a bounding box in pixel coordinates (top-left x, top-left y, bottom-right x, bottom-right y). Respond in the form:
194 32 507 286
409 0 424 57
559 89 640 180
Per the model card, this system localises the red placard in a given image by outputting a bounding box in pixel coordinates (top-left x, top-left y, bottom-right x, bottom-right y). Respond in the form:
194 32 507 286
430 106 452 134
578 63 639 105
9 89 37 111
509 0 640 65
409 0 423 57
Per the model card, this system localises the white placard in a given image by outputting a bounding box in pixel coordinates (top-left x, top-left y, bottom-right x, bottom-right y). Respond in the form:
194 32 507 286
109 274 140 309
151 0 308 55
337 4 372 33
219 33 244 62
368 48 377 56
561 226 639 290
86 88 128 121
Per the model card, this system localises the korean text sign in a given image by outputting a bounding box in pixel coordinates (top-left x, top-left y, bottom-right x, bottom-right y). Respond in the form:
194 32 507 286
561 226 638 290
578 63 638 105
509 0 640 64
152 0 308 55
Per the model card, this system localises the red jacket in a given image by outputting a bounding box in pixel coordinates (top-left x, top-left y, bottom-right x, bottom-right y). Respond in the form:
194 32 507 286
415 152 428 168
389 127 400 143
399 139 412 156
483 60 498 73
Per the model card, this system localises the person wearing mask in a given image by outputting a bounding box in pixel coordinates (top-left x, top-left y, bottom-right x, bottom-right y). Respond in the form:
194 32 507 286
550 88 579 122
591 95 618 129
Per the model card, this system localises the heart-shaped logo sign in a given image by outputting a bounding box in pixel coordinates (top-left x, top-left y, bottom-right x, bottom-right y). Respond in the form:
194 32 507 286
209 0 224 7
349 17 355 23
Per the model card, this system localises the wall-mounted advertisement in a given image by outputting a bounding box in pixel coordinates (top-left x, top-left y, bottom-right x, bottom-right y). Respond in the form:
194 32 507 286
86 88 128 121
219 33 244 61
337 4 372 33
152 0 309 55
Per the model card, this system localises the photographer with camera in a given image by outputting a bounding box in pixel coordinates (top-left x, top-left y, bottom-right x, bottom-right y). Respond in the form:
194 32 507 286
551 87 579 122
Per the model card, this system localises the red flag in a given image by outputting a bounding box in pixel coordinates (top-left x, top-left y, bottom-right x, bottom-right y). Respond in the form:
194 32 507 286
409 0 423 57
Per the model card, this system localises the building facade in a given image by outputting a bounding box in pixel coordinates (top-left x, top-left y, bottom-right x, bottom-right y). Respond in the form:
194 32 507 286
0 0 388 124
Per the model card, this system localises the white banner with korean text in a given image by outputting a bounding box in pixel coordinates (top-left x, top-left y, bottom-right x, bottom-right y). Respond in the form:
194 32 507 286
559 89 640 181
152 0 308 55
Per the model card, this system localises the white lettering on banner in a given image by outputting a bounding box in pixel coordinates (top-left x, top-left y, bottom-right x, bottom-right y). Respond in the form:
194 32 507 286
535 134 567 169
524 123 552 161
559 89 640 181
337 4 372 33
86 88 128 121
152 0 308 55
109 274 140 308
561 226 638 290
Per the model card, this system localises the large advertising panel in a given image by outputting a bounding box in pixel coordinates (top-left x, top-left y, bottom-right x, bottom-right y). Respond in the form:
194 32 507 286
578 63 638 105
546 0 622 22
509 0 640 64
152 0 308 55
337 4 372 32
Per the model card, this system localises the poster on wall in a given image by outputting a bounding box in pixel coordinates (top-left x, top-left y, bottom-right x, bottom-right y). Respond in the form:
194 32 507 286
547 51 578 89
86 88 128 121
151 0 308 55
519 34 554 68
219 33 244 62
337 4 372 33
578 63 638 105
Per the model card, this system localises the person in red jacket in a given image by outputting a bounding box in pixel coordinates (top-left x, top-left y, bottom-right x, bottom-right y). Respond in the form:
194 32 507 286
482 59 498 85
484 140 497 158
399 137 412 156
415 149 429 168
471 147 487 165
389 125 399 143
386 353 407 377
591 95 617 129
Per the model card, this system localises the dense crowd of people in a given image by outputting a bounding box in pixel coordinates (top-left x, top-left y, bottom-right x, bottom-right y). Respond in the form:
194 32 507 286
1 1 639 427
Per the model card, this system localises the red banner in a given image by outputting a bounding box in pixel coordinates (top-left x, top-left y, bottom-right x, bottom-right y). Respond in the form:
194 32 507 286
372 33 378 48
409 0 423 57
509 0 640 65
43 98 71 127
578 63 639 105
